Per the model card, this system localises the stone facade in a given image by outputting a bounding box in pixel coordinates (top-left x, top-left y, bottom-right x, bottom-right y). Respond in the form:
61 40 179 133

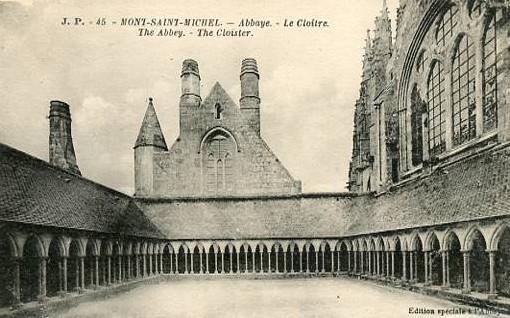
348 0 510 193
134 59 301 198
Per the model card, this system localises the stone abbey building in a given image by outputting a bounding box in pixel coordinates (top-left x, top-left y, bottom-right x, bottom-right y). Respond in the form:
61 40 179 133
1 0 510 315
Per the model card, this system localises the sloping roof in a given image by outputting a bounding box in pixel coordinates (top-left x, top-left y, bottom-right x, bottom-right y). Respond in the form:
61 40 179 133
134 98 168 150
0 143 165 239
138 145 510 240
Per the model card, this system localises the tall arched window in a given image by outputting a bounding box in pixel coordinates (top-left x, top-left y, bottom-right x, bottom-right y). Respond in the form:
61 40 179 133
451 35 476 146
482 14 498 132
411 85 424 166
203 132 235 194
436 5 459 46
427 61 446 157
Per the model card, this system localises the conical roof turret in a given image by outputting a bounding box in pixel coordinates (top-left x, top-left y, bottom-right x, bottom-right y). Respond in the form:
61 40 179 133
134 97 168 150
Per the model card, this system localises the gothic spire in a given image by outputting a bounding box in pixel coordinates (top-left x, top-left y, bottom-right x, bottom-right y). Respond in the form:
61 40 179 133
134 97 168 150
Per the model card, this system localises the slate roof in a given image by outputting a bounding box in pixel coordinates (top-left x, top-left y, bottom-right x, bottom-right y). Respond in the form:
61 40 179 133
0 143 165 239
134 98 168 150
137 144 510 240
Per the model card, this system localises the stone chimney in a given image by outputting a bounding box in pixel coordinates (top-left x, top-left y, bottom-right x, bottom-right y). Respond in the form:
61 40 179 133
240 58 261 134
49 100 81 175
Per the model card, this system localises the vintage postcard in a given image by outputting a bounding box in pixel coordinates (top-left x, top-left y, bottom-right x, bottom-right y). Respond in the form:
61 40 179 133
0 0 509 317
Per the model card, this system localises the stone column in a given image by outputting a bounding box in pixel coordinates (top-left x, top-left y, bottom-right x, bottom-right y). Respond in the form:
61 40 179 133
424 251 429 284
200 252 204 274
347 251 351 273
236 251 240 274
463 251 471 293
127 255 131 279
391 251 395 279
299 250 303 273
206 252 210 274
315 251 319 273
283 251 287 273
386 252 389 277
489 251 497 297
215 251 219 274
135 254 140 277
409 252 414 282
185 252 189 274
12 258 21 305
251 250 255 273
175 253 178 274
259 250 263 273
368 251 372 275
95 257 100 286
306 249 310 273
108 256 112 284
376 251 380 276
143 254 147 277
275 250 279 273
402 251 407 281
291 250 294 273
268 251 272 274
321 250 325 273
62 257 68 291
221 252 225 274
331 250 334 273
39 257 47 299
80 257 85 289
353 251 357 273
360 251 364 274
229 251 233 274
149 254 153 276
337 251 341 273
118 255 122 282
244 251 248 273
190 252 194 274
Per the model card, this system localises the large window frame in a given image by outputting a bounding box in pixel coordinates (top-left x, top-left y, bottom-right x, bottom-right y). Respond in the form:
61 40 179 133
482 13 498 132
427 60 447 157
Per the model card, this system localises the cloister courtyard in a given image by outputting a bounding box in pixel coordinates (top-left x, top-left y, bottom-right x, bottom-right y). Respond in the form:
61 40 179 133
57 277 501 318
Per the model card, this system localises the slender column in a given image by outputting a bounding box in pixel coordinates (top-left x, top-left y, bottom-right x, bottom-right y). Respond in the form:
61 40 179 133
306 250 310 273
391 251 395 279
185 252 189 274
360 252 364 274
386 252 389 277
337 251 341 273
268 251 272 274
39 257 47 298
62 257 68 291
441 251 447 287
244 250 248 273
149 254 153 276
216 251 220 273
58 258 63 292
347 251 351 273
353 252 357 273
375 251 381 276
108 256 112 284
259 250 263 273
206 252 209 274
12 258 21 305
315 251 319 273
291 250 294 273
402 251 407 281
299 251 303 273
118 255 122 282
251 250 255 273
143 254 147 277
94 257 99 286
229 251 233 274
190 252 194 274
200 252 204 274
489 251 497 296
331 250 334 273
321 250 325 273
222 252 225 274
236 251 240 274
80 257 85 289
275 250 279 273
463 251 470 292
368 251 372 275
446 252 450 286
414 252 418 281
135 254 140 277
283 251 287 273
409 252 414 282
424 251 429 284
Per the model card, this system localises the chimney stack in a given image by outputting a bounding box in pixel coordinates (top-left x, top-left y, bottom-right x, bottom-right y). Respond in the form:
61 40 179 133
240 58 261 134
49 100 81 175
180 59 201 106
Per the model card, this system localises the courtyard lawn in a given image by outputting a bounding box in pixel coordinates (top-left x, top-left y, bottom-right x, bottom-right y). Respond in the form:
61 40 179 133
60 277 500 318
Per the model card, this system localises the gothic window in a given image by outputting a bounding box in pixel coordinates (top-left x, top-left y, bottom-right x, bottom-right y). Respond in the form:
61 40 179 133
468 0 483 19
482 14 498 132
215 103 223 120
436 5 459 46
410 85 424 166
451 35 476 146
427 60 446 157
416 50 428 73
203 132 235 193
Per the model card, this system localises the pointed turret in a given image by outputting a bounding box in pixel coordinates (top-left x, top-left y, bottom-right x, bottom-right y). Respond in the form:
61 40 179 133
134 97 168 151
134 97 167 197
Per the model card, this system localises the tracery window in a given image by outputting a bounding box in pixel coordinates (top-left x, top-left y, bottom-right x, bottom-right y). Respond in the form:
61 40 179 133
410 85 424 166
451 35 476 146
436 5 459 46
203 133 234 193
427 61 446 157
469 0 483 19
482 14 498 132
416 50 428 74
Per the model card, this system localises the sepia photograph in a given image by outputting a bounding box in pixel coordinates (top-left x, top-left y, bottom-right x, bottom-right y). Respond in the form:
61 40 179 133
0 0 510 317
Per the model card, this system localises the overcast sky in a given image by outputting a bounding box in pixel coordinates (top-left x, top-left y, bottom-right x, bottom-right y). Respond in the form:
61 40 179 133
0 0 398 194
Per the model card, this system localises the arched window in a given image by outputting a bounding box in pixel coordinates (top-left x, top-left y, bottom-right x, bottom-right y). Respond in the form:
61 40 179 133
482 14 498 132
468 0 483 19
203 132 235 193
410 85 424 166
215 103 223 120
451 35 476 146
427 61 446 157
436 5 459 46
